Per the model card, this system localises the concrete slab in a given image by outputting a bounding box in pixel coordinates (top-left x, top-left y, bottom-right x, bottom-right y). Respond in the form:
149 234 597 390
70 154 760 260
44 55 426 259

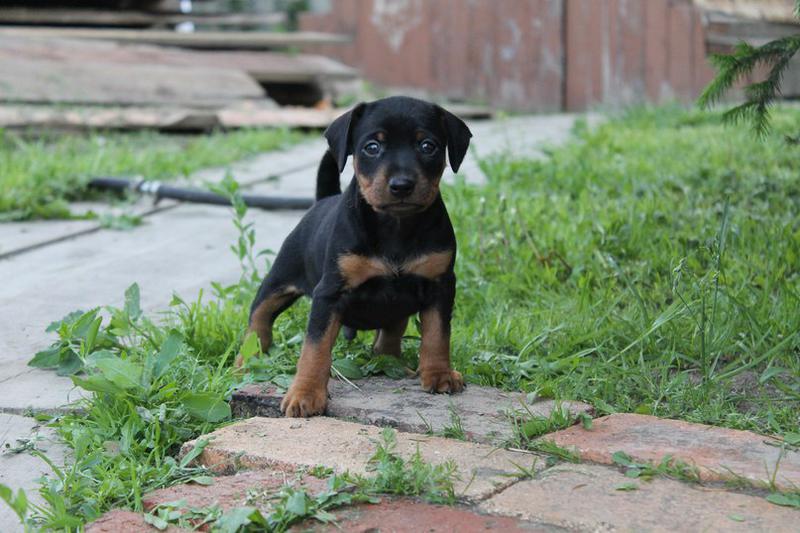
0 205 303 412
0 413 68 533
181 417 544 502
480 463 799 532
0 219 97 259
232 377 593 445
543 413 800 490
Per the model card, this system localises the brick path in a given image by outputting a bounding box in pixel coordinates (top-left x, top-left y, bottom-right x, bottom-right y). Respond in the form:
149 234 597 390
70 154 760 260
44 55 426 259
85 380 800 532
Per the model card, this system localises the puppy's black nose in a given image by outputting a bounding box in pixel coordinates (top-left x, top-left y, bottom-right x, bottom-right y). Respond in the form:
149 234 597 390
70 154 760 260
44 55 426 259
389 176 415 198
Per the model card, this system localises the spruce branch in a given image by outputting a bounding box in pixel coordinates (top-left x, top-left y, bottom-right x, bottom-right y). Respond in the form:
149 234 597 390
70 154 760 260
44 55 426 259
699 6 800 137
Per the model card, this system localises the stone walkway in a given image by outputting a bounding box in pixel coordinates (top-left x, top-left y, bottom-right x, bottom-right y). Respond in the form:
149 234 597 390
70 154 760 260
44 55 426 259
0 113 590 531
85 384 799 532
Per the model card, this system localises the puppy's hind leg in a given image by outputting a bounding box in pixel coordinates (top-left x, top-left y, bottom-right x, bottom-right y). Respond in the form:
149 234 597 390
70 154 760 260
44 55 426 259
240 278 302 367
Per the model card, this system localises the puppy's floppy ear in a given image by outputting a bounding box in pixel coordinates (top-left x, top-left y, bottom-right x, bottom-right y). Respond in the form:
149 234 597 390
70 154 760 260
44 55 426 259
437 106 472 173
324 103 365 174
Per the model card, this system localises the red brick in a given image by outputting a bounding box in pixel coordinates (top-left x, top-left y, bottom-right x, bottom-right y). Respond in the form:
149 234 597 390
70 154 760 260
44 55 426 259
142 470 328 514
181 417 545 501
85 509 186 533
481 463 800 532
292 498 548 532
543 413 800 489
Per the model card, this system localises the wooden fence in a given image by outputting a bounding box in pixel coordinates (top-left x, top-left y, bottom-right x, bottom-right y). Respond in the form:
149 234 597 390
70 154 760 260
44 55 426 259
300 0 718 111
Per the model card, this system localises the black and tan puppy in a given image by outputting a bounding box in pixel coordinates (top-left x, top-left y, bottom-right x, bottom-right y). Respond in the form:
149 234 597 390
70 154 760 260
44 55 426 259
243 96 472 417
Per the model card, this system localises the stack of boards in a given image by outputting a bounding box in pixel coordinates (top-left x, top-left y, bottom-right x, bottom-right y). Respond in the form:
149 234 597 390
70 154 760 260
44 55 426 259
0 2 359 132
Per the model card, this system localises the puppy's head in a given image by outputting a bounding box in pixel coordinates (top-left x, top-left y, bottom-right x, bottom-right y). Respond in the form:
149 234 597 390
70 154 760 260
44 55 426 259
325 96 472 217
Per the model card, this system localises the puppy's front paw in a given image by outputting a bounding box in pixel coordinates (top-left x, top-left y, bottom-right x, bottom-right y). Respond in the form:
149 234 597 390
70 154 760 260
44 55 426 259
280 384 328 417
420 368 464 394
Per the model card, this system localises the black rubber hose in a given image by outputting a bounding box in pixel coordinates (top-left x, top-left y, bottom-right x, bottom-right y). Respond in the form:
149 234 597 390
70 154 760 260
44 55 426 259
88 176 314 210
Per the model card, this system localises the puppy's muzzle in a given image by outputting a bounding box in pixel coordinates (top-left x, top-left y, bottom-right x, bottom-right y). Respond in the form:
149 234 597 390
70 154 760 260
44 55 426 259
389 176 415 198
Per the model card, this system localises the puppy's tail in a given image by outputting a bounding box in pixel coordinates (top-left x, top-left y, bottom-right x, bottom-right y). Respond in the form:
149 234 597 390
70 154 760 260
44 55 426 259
315 150 341 201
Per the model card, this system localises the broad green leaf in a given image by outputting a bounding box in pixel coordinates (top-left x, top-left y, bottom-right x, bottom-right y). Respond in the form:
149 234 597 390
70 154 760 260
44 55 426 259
214 507 258 533
55 351 83 376
285 491 308 515
82 316 103 354
182 393 231 423
84 350 117 368
625 468 642 478
332 359 363 380
95 358 143 390
782 432 800 446
615 482 639 491
28 347 61 369
611 451 635 467
125 283 142 321
71 309 101 340
45 310 83 333
767 492 800 508
143 512 168 530
71 375 123 395
153 330 183 379
371 355 410 379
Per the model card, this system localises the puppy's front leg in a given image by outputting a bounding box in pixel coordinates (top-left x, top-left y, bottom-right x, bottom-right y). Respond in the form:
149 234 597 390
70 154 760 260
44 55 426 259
418 273 464 394
281 284 341 417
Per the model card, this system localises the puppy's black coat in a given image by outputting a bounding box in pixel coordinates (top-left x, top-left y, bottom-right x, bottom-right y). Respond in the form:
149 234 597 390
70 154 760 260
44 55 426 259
245 96 472 417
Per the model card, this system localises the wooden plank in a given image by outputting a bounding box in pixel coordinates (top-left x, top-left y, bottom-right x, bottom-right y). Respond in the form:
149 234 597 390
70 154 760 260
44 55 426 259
695 0 798 23
0 27 351 50
644 0 671 102
0 104 492 132
0 59 264 107
0 34 356 92
0 8 287 28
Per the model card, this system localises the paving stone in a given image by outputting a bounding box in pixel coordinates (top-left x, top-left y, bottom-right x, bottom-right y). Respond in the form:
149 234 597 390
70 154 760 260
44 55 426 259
181 417 544 501
232 377 593 445
85 509 186 533
0 413 69 533
480 463 799 532
142 469 329 514
0 205 303 412
86 470 329 532
543 413 800 490
292 498 551 532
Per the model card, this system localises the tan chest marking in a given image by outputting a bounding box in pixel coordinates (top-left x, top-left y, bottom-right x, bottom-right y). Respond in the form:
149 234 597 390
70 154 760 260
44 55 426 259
338 250 453 289
401 250 453 280
338 254 397 289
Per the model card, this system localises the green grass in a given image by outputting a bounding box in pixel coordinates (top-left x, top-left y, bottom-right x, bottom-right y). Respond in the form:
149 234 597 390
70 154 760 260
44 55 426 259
0 128 305 221
5 106 800 530
446 105 800 436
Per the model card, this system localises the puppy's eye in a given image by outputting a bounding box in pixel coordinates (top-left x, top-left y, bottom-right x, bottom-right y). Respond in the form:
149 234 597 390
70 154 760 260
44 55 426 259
419 139 437 155
362 141 382 157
